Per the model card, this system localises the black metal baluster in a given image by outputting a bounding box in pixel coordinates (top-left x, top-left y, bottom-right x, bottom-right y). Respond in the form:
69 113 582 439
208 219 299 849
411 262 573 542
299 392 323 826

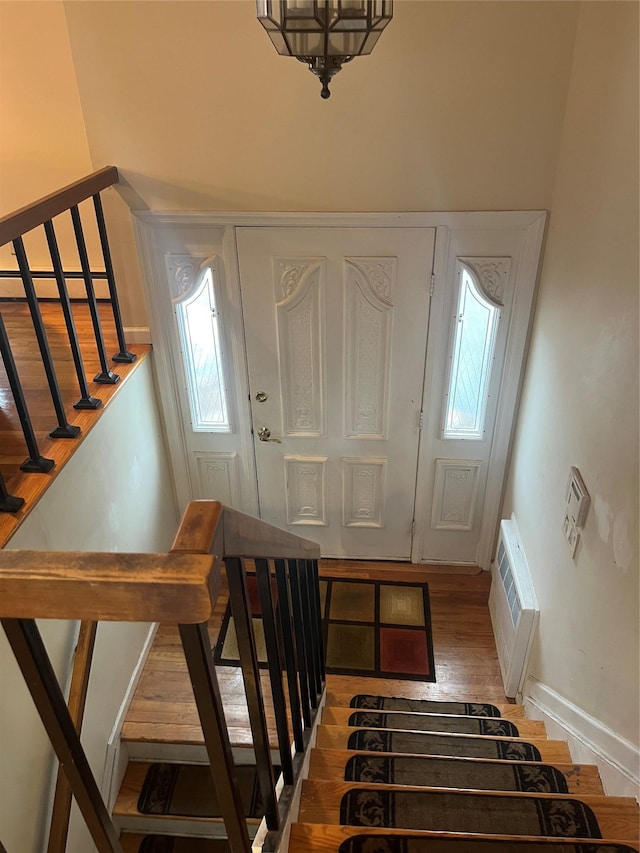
69 205 119 385
0 312 54 473
255 558 294 785
306 559 325 695
13 237 80 439
179 621 251 853
287 559 312 727
92 194 136 364
311 558 326 683
299 561 321 707
274 559 304 752
43 220 102 411
0 470 24 513
1 619 122 853
225 557 279 831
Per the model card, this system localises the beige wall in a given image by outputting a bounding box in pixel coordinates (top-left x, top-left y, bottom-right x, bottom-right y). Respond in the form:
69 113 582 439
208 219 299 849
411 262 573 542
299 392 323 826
0 1 95 275
503 1 639 752
59 0 579 327
0 357 178 853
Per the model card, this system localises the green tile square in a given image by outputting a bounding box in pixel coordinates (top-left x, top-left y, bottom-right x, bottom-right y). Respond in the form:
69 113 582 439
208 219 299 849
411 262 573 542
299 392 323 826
329 581 375 622
325 623 375 670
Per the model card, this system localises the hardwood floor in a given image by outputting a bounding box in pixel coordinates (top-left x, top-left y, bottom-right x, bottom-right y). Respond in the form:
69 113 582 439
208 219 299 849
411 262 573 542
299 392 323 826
123 560 509 752
0 300 148 547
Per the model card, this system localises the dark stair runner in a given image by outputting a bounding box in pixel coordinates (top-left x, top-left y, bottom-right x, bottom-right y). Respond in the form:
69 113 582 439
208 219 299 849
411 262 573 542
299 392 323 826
339 789 603 837
139 838 230 853
347 728 542 761
350 695 502 717
137 763 279 819
348 711 520 737
344 754 569 793
338 839 639 853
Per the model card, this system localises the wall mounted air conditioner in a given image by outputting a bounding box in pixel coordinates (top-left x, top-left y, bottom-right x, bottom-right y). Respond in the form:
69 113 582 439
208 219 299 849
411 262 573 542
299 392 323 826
489 517 539 699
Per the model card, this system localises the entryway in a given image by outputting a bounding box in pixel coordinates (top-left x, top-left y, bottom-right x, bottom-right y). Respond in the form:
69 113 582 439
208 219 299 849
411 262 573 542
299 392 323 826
134 211 546 567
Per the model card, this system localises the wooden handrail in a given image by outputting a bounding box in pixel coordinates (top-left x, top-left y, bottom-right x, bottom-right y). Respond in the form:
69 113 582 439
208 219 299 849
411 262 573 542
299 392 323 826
1 502 322 853
171 500 322 559
0 166 119 246
0 551 218 622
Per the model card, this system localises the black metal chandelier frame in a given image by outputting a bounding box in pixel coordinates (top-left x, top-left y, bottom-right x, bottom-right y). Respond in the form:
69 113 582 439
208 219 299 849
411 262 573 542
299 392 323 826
256 1 393 99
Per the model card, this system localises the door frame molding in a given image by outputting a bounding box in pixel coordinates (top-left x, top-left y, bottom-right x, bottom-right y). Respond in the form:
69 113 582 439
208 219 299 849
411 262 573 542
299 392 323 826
133 210 547 566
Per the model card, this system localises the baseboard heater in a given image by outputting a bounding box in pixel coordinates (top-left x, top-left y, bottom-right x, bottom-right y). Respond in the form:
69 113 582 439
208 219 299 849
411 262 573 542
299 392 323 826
489 517 539 699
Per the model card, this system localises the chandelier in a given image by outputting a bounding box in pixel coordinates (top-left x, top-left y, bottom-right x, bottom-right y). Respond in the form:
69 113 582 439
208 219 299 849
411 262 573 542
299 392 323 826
256 0 393 99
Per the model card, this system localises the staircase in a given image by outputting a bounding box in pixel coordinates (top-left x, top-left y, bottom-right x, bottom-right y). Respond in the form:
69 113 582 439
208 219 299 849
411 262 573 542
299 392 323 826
290 692 639 851
114 690 639 852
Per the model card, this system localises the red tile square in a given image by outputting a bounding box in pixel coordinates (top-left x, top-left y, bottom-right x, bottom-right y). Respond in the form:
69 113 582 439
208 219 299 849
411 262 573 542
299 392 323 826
379 627 431 676
245 575 278 615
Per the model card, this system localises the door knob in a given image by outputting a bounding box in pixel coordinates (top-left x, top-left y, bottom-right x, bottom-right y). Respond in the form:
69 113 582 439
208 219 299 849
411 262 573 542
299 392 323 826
255 391 268 402
257 426 281 443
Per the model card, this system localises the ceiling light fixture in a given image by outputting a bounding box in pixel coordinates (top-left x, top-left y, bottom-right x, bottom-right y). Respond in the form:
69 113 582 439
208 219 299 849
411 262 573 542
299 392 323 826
256 0 393 99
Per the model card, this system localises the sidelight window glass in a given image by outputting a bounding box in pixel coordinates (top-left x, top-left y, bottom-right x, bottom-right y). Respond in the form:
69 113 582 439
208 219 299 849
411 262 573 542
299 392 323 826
176 265 231 432
443 264 499 439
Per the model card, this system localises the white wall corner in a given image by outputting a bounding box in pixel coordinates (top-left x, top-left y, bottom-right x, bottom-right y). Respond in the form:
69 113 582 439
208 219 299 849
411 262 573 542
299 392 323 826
124 325 151 344
100 622 159 810
523 676 640 801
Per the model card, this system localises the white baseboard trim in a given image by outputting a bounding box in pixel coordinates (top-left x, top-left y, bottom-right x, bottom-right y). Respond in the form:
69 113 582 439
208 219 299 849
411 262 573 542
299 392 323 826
100 622 159 810
523 676 639 800
124 326 151 344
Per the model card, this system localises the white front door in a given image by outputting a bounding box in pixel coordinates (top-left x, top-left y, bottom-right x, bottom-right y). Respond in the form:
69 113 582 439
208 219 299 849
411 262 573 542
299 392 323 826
237 227 436 559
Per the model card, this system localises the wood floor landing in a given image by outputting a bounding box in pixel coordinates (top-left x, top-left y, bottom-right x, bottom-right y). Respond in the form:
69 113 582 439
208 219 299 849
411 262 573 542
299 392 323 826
0 300 149 547
124 564 508 753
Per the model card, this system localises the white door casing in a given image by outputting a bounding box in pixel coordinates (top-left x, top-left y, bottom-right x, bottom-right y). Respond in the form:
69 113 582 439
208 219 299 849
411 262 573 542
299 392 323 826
133 211 546 567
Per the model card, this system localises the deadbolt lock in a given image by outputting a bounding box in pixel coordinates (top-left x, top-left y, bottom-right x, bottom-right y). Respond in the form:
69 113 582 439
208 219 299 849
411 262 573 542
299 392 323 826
255 391 268 402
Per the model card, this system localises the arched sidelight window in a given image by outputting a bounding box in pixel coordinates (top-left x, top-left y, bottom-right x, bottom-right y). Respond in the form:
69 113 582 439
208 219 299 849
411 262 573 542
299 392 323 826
173 261 231 432
443 262 501 440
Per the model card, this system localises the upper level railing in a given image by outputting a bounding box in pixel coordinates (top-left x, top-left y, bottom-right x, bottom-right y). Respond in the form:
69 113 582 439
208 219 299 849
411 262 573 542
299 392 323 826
0 500 324 853
0 167 134 512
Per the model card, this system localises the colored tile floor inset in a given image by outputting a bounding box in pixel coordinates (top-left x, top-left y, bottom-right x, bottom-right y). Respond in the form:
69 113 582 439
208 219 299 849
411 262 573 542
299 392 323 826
221 617 267 663
379 584 425 626
379 626 430 675
326 623 376 670
329 581 375 622
319 580 329 616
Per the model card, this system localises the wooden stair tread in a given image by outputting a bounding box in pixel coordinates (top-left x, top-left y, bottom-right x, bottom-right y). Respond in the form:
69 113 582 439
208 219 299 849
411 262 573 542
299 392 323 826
325 692 525 719
315 724 573 763
121 719 270 749
321 706 546 737
113 761 262 826
298 780 639 844
289 823 640 852
307 748 604 795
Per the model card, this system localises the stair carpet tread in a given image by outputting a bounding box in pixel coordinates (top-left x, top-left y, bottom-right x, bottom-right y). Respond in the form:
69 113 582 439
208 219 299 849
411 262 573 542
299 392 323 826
315 725 574 764
297 780 640 845
113 761 263 827
289 824 640 852
308 748 605 795
321 706 547 738
120 834 230 852
325 692 526 719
